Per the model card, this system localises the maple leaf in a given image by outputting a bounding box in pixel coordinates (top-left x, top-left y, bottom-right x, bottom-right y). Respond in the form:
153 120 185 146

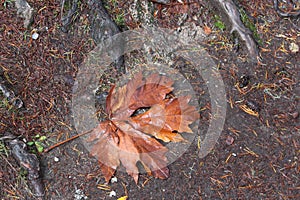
87 71 199 183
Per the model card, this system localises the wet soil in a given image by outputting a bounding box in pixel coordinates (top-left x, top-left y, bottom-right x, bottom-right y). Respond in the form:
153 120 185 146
0 0 299 199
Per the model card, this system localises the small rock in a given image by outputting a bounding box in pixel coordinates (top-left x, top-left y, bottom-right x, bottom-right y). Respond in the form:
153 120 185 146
226 136 234 145
32 32 39 40
109 191 116 197
238 75 250 88
74 189 88 200
289 42 299 53
110 177 117 183
15 0 34 28
54 157 59 162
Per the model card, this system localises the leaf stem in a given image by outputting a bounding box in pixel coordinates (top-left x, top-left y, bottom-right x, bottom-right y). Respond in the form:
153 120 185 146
43 130 92 153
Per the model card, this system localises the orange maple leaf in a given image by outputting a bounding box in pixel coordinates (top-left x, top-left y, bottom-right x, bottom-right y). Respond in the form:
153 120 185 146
87 71 199 183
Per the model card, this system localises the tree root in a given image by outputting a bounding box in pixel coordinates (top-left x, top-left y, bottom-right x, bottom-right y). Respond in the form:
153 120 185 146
211 0 259 62
60 0 79 33
87 0 125 74
151 0 259 62
2 134 45 198
273 0 300 17
60 0 126 74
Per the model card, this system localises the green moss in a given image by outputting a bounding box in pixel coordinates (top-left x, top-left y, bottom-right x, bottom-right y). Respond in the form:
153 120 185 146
102 0 126 28
0 141 9 157
115 13 125 27
213 15 226 31
63 0 72 10
239 8 263 45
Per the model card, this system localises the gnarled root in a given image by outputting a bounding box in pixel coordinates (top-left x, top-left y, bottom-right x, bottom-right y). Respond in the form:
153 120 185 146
2 134 45 197
212 0 259 62
273 0 300 17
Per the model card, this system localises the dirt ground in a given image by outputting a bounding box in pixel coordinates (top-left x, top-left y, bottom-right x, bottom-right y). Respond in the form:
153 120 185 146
0 0 299 199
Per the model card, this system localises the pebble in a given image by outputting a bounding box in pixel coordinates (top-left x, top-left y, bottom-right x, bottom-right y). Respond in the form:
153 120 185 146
290 111 299 119
74 189 88 200
111 177 118 183
109 191 116 197
54 157 59 162
226 136 234 145
289 42 299 53
32 32 39 40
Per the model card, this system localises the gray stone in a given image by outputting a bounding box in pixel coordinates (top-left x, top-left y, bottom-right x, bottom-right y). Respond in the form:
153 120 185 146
15 0 34 28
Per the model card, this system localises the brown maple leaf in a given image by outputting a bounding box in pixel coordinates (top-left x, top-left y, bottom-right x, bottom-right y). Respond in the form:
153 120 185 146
87 71 199 183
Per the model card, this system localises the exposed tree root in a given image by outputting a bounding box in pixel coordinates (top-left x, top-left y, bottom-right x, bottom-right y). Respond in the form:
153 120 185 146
210 0 259 63
87 0 125 74
150 0 259 62
273 0 300 17
1 134 45 198
60 0 78 33
60 0 125 73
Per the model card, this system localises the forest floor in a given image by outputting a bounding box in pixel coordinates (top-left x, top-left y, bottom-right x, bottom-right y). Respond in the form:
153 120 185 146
0 0 299 199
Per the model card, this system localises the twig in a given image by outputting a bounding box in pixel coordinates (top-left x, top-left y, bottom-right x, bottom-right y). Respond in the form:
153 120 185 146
43 130 92 153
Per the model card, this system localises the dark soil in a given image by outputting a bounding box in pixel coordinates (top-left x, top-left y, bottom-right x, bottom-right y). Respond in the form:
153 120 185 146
1 0 299 199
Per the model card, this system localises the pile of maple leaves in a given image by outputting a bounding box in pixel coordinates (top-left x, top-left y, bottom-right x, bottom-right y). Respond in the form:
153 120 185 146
87 71 199 183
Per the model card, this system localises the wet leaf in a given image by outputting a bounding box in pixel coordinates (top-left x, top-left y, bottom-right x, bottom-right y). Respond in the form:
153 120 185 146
35 141 44 153
27 141 35 146
117 196 128 200
88 71 199 183
39 136 47 141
